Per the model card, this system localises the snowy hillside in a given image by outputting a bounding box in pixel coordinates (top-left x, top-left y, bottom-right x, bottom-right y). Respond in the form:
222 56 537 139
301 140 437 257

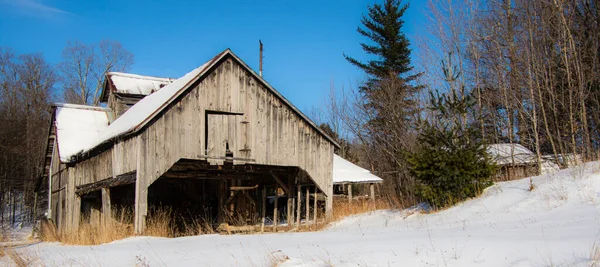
3 163 600 266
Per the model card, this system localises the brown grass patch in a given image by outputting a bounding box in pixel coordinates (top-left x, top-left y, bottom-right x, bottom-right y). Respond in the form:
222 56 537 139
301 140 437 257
144 207 173 237
40 209 134 245
331 198 390 222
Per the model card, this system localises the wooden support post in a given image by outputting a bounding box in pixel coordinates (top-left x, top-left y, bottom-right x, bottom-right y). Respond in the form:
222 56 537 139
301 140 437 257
273 193 279 232
101 187 111 224
73 196 81 231
313 187 317 223
261 186 266 233
287 198 292 227
348 184 352 203
291 198 295 227
305 186 310 223
296 185 301 226
217 180 225 224
370 183 375 202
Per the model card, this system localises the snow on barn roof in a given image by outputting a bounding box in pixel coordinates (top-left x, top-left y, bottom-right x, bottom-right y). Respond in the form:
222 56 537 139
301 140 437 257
107 72 175 96
54 104 110 162
63 49 340 162
333 155 383 184
487 143 537 166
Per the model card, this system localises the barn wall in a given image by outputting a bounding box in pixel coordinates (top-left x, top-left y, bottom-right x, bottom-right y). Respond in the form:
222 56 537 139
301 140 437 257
74 148 113 187
126 56 334 196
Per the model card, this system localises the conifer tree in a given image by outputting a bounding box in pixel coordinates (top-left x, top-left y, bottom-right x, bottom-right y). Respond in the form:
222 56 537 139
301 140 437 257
407 90 496 209
345 0 423 203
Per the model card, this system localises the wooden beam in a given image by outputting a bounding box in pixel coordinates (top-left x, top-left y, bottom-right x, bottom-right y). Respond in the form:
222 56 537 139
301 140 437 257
270 173 290 195
296 185 301 226
75 172 135 196
313 187 317 222
348 184 352 203
286 198 291 227
291 198 295 227
273 194 279 232
261 186 266 233
305 186 310 223
370 183 375 202
101 188 111 224
230 185 258 190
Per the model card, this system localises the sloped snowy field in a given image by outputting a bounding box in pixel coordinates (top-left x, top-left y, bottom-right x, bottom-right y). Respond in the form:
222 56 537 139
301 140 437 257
4 163 600 267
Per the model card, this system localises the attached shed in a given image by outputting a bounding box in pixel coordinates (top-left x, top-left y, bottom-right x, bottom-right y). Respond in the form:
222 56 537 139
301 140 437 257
332 155 382 202
44 49 339 234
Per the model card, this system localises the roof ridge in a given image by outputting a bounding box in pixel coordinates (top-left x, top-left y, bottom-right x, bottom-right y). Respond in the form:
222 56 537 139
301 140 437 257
53 103 108 111
107 72 175 82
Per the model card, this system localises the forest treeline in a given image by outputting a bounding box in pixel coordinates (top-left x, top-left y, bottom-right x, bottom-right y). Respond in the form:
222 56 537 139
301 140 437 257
0 41 132 225
315 0 600 207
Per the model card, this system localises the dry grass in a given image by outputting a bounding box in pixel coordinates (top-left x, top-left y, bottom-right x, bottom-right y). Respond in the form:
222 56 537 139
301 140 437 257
331 198 390 222
144 207 173 237
40 207 220 245
40 209 134 245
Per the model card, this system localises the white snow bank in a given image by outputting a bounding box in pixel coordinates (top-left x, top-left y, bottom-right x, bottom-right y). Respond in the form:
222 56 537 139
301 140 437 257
54 104 109 162
12 162 600 266
333 155 382 184
108 72 174 96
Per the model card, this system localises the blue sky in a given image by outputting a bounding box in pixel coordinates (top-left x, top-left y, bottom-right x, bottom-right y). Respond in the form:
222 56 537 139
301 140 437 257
0 0 428 113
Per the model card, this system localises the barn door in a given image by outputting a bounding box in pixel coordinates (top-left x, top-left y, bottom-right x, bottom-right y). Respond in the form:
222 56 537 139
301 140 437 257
206 113 244 165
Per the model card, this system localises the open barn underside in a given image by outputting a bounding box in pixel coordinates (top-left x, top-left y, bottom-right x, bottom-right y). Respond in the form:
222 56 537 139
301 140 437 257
73 159 326 234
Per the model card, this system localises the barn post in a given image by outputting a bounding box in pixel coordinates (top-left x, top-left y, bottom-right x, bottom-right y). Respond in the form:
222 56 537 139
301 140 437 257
296 185 301 226
73 195 81 232
347 183 352 203
370 183 375 202
134 173 148 234
261 186 266 233
273 192 279 232
286 197 292 227
134 134 148 235
305 186 310 223
290 198 296 226
313 186 317 223
101 187 111 224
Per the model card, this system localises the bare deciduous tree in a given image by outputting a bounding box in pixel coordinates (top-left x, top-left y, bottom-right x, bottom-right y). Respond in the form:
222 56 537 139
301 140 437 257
59 40 134 105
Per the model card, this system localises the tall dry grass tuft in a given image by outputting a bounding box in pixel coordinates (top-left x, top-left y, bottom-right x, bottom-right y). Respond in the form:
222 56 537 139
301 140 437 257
144 207 173 237
40 209 134 245
331 198 390 222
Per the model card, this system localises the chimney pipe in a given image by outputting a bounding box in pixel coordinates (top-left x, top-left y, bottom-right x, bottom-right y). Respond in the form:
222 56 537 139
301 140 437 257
259 40 263 77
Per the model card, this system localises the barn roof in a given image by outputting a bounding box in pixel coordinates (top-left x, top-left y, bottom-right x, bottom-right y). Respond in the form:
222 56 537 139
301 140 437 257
53 104 110 162
100 72 175 102
67 49 339 162
487 143 537 166
333 155 383 184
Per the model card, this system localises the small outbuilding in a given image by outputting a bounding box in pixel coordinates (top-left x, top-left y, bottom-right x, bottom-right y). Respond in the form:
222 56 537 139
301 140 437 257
332 155 382 202
487 143 541 181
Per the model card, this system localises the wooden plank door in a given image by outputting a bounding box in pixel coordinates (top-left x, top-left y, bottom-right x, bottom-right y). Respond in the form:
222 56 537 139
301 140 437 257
206 114 243 165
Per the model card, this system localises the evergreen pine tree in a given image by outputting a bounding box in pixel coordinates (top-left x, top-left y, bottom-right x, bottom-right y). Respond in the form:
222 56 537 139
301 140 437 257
344 0 416 84
345 0 423 203
407 90 497 209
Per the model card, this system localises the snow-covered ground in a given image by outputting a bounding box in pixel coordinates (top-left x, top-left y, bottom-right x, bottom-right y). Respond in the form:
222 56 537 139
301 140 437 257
3 163 600 266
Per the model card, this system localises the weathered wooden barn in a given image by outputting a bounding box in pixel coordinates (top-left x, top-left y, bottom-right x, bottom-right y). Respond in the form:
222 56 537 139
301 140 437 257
42 49 339 233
